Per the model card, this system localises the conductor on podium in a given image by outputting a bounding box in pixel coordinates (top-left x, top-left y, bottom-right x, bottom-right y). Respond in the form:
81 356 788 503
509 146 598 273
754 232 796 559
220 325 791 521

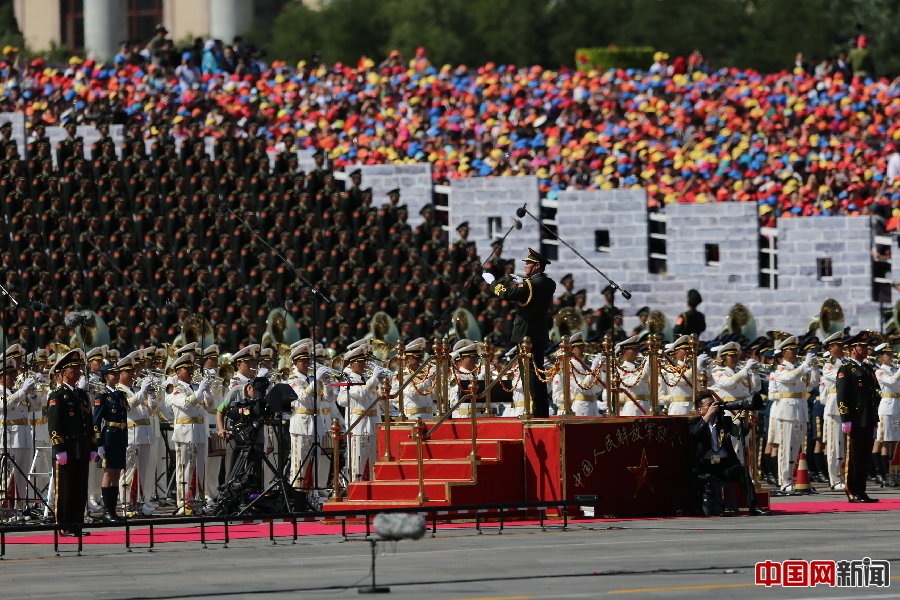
484 247 556 417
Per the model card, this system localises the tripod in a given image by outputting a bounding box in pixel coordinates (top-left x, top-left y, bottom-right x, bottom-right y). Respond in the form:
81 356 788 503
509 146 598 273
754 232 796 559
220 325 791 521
212 420 310 516
0 282 53 522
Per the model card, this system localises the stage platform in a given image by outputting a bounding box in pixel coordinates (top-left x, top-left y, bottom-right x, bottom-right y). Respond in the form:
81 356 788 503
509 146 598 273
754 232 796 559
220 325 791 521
323 416 714 517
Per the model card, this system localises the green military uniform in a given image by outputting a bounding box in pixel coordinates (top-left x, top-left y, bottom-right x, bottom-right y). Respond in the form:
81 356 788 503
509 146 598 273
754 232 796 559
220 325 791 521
673 289 706 336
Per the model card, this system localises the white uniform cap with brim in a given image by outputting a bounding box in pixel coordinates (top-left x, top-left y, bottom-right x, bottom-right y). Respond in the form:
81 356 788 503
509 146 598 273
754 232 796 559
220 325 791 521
450 340 479 361
615 335 641 352
346 339 372 353
171 354 195 370
0 358 17 376
874 342 892 353
35 348 51 360
774 335 798 354
4 343 25 359
715 341 741 359
105 348 120 362
86 346 106 361
175 342 198 357
232 344 259 362
144 346 157 356
116 357 136 371
405 337 426 355
50 348 85 375
664 335 691 353
568 331 584 345
203 344 219 358
290 341 314 362
124 350 143 362
344 345 369 363
290 338 313 350
823 331 844 346
154 348 168 359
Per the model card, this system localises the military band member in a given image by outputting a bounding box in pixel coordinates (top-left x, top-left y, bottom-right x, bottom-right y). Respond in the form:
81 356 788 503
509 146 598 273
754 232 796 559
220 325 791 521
116 357 158 516
390 337 436 419
449 340 484 418
616 335 650 417
837 333 880 503
166 354 214 514
551 332 603 416
48 349 98 537
27 350 52 513
93 363 128 521
660 335 696 416
819 332 846 489
83 345 107 510
484 247 556 418
287 341 332 490
199 345 226 506
771 335 814 493
337 345 389 482
147 347 168 501
873 343 900 488
1 358 36 516
708 341 760 463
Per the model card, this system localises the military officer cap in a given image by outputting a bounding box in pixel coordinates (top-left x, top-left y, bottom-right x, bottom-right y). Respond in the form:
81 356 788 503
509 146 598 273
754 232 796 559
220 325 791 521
419 203 433 215
174 342 198 357
123 350 142 363
636 306 650 317
664 335 692 352
774 335 799 353
35 349 51 362
456 222 469 232
116 357 135 372
615 335 641 352
601 284 615 296
154 348 167 360
450 339 478 360
312 149 324 158
86 345 107 362
260 347 275 361
202 344 219 359
99 363 118 376
404 337 426 356
714 341 741 359
346 338 372 355
844 332 869 347
560 273 573 284
171 354 195 371
290 341 313 362
232 344 259 363
387 188 400 196
568 332 585 346
490 239 504 249
575 289 586 299
290 338 313 351
874 342 893 354
344 345 369 363
144 346 157 358
823 331 844 347
349 169 361 178
105 348 121 362
523 247 550 265
50 349 85 375
800 336 820 354
0 122 11 132
314 344 327 359
687 289 703 306
4 343 25 360
0 358 16 376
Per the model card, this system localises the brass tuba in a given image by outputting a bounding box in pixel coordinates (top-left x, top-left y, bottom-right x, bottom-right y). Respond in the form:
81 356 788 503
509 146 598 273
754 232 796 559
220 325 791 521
262 307 300 348
71 310 110 349
173 313 214 349
646 309 673 343
720 303 756 341
811 299 845 337
550 307 588 343
452 307 482 343
886 300 900 337
366 311 399 362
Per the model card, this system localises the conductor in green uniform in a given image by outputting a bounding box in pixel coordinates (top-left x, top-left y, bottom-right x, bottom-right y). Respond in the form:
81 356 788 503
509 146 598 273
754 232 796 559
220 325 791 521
483 247 556 417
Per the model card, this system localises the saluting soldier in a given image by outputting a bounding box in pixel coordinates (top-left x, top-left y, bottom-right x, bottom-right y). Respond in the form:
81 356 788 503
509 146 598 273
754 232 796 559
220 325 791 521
484 248 556 418
48 349 98 537
92 363 128 521
837 333 881 503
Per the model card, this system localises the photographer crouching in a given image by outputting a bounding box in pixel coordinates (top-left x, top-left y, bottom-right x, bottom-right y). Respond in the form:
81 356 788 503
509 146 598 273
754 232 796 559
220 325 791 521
689 391 770 516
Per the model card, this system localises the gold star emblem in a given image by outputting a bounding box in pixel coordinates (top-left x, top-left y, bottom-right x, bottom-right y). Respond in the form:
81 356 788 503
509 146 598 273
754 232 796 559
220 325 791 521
627 449 659 497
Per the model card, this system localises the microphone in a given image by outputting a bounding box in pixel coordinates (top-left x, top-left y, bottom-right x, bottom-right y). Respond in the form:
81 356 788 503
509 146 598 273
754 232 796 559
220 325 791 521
31 302 43 313
285 300 295 310
200 298 211 309
373 513 426 541
620 289 632 300
64 312 81 328
218 202 229 215
514 219 522 230
163 302 176 315
266 297 277 310
515 205 527 218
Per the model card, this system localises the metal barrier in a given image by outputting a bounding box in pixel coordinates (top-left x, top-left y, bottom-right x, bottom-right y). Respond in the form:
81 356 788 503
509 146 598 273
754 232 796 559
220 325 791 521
0 500 579 557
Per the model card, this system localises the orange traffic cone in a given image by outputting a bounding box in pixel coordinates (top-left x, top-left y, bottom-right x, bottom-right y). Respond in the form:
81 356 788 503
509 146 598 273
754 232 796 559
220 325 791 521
793 451 814 494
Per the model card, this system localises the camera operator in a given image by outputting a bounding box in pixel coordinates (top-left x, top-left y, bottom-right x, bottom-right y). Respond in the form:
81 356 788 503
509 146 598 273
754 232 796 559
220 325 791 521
690 391 769 516
215 344 259 477
709 341 761 463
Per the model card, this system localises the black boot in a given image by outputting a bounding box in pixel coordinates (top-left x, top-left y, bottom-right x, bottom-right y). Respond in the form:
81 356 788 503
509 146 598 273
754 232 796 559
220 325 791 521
872 453 886 486
881 454 892 487
100 487 124 522
765 455 778 485
815 453 829 483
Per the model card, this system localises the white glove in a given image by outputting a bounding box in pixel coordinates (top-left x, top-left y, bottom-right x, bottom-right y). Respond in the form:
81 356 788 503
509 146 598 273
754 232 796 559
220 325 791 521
697 354 709 368
20 377 35 392
316 366 332 380
802 352 815 367
76 375 88 390
482 272 495 285
745 358 758 370
598 401 608 412
97 446 106 459
510 274 523 284
590 354 604 370
56 451 68 465
197 379 210 397
34 373 45 383
139 378 153 394
257 367 270 379
375 366 391 379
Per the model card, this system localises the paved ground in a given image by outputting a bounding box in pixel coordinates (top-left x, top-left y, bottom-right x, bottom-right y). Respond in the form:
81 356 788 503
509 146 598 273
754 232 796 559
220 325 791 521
3 486 900 600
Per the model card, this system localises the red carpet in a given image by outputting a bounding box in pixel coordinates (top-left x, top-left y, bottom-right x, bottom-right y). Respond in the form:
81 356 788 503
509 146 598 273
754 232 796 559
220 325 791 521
5 498 897 545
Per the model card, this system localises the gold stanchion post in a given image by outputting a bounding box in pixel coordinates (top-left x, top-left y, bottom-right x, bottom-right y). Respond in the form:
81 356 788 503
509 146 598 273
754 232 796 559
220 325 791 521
381 378 394 462
396 342 407 421
648 333 661 416
520 337 533 420
483 340 493 416
602 334 616 416
561 335 573 416
690 334 700 409
330 418 343 501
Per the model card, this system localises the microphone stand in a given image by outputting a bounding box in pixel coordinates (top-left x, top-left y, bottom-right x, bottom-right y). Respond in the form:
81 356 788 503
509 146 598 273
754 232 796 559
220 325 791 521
516 205 632 300
218 203 333 500
0 282 53 521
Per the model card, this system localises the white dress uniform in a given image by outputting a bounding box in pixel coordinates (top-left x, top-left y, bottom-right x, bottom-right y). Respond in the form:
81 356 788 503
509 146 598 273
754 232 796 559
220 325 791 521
203 377 225 504
118 380 157 509
288 371 331 489
660 361 694 416
875 362 900 442
618 359 650 416
771 341 811 490
166 378 213 511
1 378 35 509
709 362 760 463
820 357 845 487
27 379 51 504
338 369 383 482
552 355 603 417
450 366 485 418
390 365 436 420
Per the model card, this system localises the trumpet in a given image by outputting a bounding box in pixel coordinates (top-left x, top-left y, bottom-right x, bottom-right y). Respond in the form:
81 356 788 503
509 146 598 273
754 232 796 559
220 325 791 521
139 369 168 398
192 367 225 387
